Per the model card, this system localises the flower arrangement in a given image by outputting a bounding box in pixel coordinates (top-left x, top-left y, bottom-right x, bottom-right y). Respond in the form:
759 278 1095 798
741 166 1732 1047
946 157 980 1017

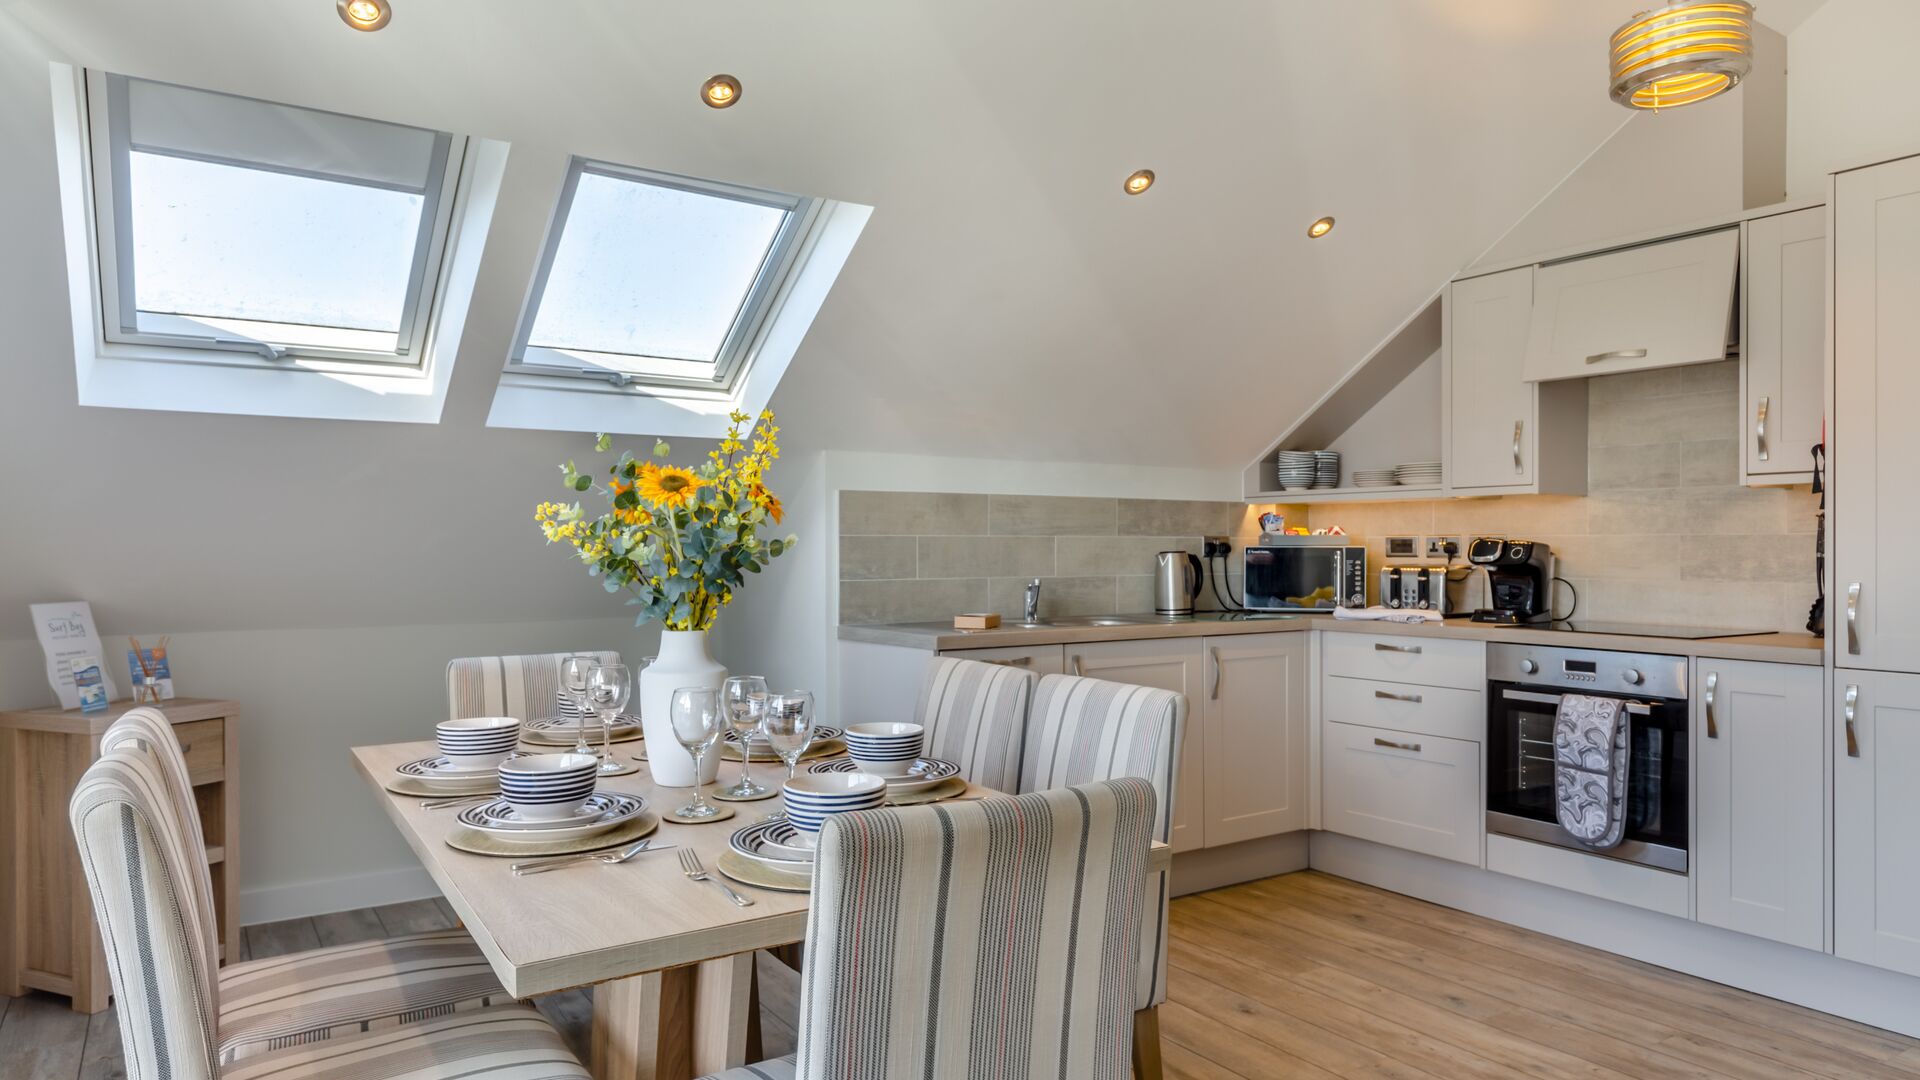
534 409 795 631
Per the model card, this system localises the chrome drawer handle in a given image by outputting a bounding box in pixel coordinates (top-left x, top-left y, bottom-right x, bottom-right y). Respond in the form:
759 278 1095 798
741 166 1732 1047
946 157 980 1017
1374 690 1423 704
1845 685 1860 758
1373 642 1422 655
1586 349 1648 364
1846 583 1862 656
1373 737 1422 753
1756 396 1770 462
1513 420 1524 474
1703 672 1718 738
1208 646 1222 700
1069 655 1083 677
983 656 1031 667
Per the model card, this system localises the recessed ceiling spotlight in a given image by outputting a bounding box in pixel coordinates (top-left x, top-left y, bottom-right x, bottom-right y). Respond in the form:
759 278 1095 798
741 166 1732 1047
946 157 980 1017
701 74 742 109
1308 216 1336 239
1123 169 1155 195
336 0 391 31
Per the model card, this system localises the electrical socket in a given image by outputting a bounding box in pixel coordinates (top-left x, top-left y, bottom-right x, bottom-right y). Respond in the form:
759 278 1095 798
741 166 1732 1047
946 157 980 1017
1203 535 1232 558
1425 535 1465 561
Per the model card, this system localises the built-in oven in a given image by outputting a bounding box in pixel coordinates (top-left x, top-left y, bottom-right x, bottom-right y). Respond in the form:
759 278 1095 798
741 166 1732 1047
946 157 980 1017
1485 643 1690 874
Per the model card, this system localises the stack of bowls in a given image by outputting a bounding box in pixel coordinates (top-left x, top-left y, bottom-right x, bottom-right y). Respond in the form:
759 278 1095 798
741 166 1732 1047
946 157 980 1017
498 753 598 821
1276 450 1318 490
436 717 521 771
1314 450 1341 488
843 722 925 777
782 773 887 842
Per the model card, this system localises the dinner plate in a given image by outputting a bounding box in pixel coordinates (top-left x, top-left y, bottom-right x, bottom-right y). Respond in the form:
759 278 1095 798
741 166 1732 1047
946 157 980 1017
726 725 842 748
522 722 642 746
456 792 647 840
728 817 815 866
524 713 641 733
395 754 525 782
808 755 960 793
719 736 845 763
445 811 658 858
716 850 811 893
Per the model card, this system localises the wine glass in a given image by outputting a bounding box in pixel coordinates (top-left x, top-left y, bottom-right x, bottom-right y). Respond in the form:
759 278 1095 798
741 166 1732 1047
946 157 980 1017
561 654 597 755
669 687 725 819
720 676 770 798
763 690 816 785
585 663 630 775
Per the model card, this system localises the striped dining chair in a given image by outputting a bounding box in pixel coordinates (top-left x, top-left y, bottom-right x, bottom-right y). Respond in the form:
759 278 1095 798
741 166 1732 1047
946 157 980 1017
913 655 1038 794
700 777 1157 1080
70 740 589 1080
97 708 517 1066
1018 674 1186 1080
446 651 621 722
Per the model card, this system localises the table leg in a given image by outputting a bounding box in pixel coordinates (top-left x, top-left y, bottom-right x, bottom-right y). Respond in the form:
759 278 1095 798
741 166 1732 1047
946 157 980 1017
689 952 755 1074
590 969 692 1080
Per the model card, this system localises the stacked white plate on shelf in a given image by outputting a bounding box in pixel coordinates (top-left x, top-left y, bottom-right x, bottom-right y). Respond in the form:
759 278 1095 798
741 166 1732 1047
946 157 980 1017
1275 450 1318 490
1353 468 1399 488
1314 450 1340 488
1393 461 1443 487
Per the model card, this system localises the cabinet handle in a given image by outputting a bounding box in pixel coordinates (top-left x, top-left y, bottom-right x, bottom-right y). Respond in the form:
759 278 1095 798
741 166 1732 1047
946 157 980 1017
1703 672 1718 738
1208 647 1222 700
1844 685 1860 758
1070 654 1083 677
1846 583 1862 656
1373 642 1422 654
1586 349 1649 364
1755 396 1770 462
1374 689 1423 704
1373 737 1422 753
981 656 1031 667
1513 420 1524 474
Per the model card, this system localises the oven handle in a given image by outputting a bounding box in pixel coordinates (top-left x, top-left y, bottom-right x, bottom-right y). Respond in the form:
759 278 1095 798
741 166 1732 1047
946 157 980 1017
1500 688 1654 716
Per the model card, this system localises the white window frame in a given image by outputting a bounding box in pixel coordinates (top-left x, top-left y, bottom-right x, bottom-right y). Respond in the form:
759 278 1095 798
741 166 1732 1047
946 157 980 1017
84 70 465 371
506 157 822 396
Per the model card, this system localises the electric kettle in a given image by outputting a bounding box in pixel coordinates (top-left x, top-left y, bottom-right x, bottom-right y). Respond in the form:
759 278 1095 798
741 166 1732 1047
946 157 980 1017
1154 551 1204 616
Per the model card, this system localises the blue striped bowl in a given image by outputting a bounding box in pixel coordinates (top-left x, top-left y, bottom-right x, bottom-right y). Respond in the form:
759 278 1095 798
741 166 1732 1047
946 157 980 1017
782 773 886 837
844 722 925 777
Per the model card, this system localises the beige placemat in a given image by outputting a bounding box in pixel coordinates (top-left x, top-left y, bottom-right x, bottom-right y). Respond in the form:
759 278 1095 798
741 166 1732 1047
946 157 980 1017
522 727 641 747
718 738 845 763
885 776 970 807
445 811 659 857
386 773 498 798
717 849 812 893
663 802 736 825
706 782 780 803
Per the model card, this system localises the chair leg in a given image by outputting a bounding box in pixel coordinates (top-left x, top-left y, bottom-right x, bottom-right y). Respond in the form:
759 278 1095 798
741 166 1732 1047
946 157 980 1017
1131 1006 1163 1080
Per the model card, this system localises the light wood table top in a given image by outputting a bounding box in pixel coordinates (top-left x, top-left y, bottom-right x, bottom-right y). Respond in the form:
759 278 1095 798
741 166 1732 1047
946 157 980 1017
354 740 1166 1000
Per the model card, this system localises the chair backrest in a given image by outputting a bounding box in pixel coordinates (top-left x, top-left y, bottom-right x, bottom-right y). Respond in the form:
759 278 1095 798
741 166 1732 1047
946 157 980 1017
794 778 1155 1080
1018 674 1186 1012
914 656 1037 794
71 745 223 1080
98 708 222 1002
446 651 620 722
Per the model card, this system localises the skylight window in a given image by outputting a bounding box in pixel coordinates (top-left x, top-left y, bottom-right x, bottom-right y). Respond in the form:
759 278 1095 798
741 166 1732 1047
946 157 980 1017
88 72 461 364
510 158 818 390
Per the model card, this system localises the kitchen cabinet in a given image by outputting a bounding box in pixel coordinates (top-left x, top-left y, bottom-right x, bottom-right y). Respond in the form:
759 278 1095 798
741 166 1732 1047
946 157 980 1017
1741 207 1826 486
1446 268 1588 495
1068 639 1208 851
1523 228 1739 383
1835 156 1920 674
1323 631 1486 691
1322 721 1481 866
1693 660 1825 951
1198 634 1309 846
1834 671 1920 977
942 643 1066 676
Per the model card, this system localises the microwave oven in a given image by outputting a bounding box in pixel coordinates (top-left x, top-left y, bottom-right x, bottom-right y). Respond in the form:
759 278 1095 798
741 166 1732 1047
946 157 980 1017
1243 540 1367 611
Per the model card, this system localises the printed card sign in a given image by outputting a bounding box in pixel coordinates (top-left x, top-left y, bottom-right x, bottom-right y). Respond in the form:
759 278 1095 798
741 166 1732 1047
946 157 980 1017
71 657 109 714
31 600 118 710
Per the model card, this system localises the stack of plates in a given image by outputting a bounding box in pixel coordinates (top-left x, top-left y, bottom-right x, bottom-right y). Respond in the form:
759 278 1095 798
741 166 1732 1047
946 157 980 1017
1314 450 1340 488
523 714 642 746
1275 450 1318 490
1393 461 1443 486
729 817 817 867
1353 468 1399 488
455 792 645 842
809 755 961 794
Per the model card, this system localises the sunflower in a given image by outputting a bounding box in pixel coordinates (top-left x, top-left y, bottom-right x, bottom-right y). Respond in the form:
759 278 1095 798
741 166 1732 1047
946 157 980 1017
749 483 784 524
636 463 704 509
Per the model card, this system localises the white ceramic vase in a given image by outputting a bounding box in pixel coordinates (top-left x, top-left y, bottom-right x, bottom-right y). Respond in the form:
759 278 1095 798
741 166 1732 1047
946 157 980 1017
638 629 727 787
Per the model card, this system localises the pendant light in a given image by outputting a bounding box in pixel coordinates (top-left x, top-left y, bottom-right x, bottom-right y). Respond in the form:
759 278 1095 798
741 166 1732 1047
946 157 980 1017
1609 1 1753 111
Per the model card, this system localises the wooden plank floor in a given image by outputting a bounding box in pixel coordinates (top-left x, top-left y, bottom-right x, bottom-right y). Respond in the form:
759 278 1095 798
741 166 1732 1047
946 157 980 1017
6 870 1919 1079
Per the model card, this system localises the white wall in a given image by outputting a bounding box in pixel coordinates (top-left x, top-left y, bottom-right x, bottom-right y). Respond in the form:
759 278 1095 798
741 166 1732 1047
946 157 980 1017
1787 0 1920 194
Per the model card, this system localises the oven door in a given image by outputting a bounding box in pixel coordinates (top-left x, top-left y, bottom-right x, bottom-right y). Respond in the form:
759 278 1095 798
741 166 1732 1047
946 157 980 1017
1485 683 1690 873
1244 547 1343 610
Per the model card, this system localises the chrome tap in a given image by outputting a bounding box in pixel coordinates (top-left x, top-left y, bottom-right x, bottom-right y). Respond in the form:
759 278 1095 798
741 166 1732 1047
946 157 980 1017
1023 579 1042 623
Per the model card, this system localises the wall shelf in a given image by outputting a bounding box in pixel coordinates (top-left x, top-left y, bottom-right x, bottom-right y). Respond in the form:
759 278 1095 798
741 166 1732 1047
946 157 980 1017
1248 485 1444 505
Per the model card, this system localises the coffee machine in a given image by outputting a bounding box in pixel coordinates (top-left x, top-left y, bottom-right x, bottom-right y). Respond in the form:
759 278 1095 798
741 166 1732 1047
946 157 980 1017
1466 538 1555 624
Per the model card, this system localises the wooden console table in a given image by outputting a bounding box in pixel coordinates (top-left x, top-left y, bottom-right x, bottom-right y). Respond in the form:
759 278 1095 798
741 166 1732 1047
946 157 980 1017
0 697 239 1013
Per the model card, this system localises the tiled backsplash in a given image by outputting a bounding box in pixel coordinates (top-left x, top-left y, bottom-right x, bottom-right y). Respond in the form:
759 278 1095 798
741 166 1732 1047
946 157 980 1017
1307 360 1821 633
838 493 1297 624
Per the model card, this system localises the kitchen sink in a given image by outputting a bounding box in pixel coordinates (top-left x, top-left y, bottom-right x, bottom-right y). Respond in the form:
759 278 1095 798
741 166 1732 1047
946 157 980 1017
1043 615 1151 627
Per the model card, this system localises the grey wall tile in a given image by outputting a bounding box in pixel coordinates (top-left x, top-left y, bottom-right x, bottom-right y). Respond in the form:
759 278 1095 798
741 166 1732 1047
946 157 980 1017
1058 535 1201 577
840 491 988 535
1591 391 1738 447
1679 533 1815 582
1589 444 1680 491
988 495 1118 536
1116 575 1155 613
1588 366 1684 403
840 578 988 624
987 576 1117 618
917 536 1056 579
1117 499 1252 537
839 536 917 581
1680 359 1740 394
1680 439 1739 487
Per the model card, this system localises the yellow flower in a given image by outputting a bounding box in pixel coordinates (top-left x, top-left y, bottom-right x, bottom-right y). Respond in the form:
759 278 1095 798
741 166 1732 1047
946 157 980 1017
637 463 704 508
749 484 784 524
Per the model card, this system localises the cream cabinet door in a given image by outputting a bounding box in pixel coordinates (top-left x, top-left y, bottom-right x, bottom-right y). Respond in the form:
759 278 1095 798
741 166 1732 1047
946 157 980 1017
941 643 1066 677
1322 721 1482 866
1694 660 1825 951
1068 639 1207 851
1742 208 1826 484
1523 228 1739 382
1835 157 1920 673
1198 634 1308 847
1835 671 1920 977
1449 268 1538 491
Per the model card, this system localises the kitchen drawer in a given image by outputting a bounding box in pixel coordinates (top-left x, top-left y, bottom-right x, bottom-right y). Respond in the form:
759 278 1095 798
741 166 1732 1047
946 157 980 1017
1323 632 1486 692
1322 720 1481 866
942 644 1065 676
175 718 225 784
1323 675 1484 742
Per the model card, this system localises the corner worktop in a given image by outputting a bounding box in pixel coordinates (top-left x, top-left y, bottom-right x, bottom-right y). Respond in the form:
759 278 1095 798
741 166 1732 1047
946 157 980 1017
838 613 1825 666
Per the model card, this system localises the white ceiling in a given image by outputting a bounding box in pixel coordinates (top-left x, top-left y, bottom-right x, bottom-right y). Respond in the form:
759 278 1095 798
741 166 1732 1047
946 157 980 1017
4 0 1753 474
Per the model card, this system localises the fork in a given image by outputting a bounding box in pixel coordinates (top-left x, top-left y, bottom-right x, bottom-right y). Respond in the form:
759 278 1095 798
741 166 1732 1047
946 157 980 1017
679 848 754 906
511 839 673 876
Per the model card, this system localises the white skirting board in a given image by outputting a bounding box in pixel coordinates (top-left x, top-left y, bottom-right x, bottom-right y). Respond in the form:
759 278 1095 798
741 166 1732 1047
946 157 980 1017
241 864 439 925
1310 832 1920 1040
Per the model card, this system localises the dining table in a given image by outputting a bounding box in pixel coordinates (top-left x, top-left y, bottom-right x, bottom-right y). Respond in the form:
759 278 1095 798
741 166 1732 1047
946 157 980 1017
354 739 1175 1080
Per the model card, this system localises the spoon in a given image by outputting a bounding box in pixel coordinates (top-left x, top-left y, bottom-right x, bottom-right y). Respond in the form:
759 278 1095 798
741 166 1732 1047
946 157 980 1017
510 839 673 876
